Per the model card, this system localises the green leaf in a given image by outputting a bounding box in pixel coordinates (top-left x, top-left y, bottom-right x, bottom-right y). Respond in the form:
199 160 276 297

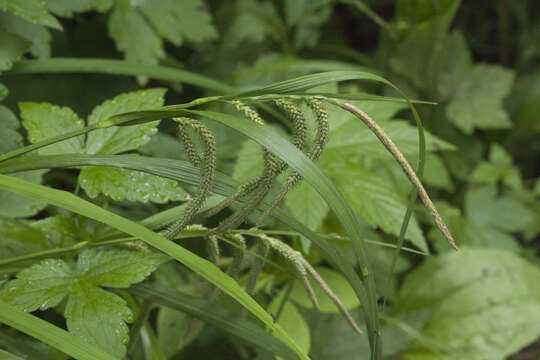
232 139 265 183
85 88 166 154
437 31 473 100
0 30 27 72
0 106 23 155
19 102 85 155
397 248 540 360
0 259 73 311
108 4 164 66
323 161 427 252
65 280 132 358
0 171 47 218
269 291 310 356
138 0 216 46
79 166 189 203
446 65 515 134
76 248 168 288
284 181 328 252
0 349 24 360
289 267 359 312
0 12 51 58
422 153 454 192
0 299 118 360
44 0 110 17
0 0 62 29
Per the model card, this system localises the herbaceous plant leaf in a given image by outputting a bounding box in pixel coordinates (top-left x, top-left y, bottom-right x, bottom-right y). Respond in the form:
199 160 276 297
0 30 27 72
79 166 189 203
0 259 73 312
0 0 62 30
108 3 164 67
139 0 216 46
44 0 112 17
19 102 85 155
65 280 132 358
397 248 540 360
85 88 166 154
326 161 427 252
76 248 168 288
0 105 23 156
0 12 51 58
446 65 515 134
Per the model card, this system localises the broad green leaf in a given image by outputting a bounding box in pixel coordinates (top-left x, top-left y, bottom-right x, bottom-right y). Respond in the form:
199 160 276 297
222 0 281 48
323 161 427 252
20 102 85 155
31 214 78 248
0 300 117 360
45 0 111 17
289 267 359 312
0 0 61 29
469 143 522 190
108 4 164 66
397 248 540 360
139 0 216 46
0 105 23 155
0 12 51 58
307 308 432 359
284 0 331 49
0 259 73 311
0 171 47 218
446 65 515 134
269 291 310 356
284 181 328 252
76 248 168 288
0 30 27 71
422 153 454 192
232 139 265 182
65 280 132 358
79 166 189 203
437 30 473 100
85 88 166 154
139 132 185 160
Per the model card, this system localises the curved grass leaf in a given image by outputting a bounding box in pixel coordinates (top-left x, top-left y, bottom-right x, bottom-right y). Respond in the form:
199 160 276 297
9 58 233 93
0 174 308 360
0 299 117 360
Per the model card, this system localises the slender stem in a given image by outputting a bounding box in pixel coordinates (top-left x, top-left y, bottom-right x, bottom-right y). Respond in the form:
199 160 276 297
329 100 458 250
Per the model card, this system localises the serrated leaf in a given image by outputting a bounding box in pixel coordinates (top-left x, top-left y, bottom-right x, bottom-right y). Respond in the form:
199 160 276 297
0 259 73 311
0 0 61 29
397 248 540 360
139 0 216 46
0 12 51 58
0 171 47 218
232 139 265 183
0 30 27 71
76 248 168 288
446 65 515 134
20 102 85 155
324 161 427 251
0 105 23 155
108 4 164 66
44 0 107 17
79 166 189 203
437 31 473 100
289 267 359 313
65 280 132 358
85 88 165 154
